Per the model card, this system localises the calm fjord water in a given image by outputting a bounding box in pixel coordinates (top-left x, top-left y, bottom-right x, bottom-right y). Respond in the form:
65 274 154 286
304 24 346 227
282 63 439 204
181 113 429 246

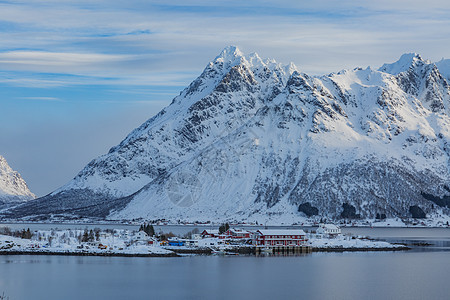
1 227 450 300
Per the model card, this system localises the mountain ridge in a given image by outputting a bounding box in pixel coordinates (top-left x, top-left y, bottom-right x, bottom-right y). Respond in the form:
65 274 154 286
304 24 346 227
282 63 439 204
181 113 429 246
5 47 450 223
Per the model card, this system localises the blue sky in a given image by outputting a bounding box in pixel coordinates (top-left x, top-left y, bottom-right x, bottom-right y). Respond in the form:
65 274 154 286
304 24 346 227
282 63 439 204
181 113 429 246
1 0 450 196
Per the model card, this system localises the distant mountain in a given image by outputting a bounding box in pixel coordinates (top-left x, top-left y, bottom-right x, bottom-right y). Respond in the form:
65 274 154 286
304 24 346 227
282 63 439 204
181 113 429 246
0 155 35 210
6 47 450 223
435 58 450 81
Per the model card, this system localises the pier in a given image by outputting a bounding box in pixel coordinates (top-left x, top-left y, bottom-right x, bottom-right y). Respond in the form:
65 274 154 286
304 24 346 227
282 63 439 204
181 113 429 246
255 245 312 255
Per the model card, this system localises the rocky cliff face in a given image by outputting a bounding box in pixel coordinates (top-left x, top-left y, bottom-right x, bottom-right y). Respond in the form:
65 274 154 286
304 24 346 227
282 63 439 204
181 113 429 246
7 47 450 222
0 155 35 210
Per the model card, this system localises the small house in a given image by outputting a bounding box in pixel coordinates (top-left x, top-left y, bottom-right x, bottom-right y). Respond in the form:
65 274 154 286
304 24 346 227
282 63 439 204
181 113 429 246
192 233 202 240
201 229 219 238
147 237 158 246
316 224 341 238
134 231 150 241
184 239 199 247
222 228 251 239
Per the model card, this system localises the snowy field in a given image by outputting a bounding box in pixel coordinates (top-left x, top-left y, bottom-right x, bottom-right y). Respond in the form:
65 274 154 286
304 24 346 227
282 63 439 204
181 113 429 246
307 235 403 249
0 229 172 256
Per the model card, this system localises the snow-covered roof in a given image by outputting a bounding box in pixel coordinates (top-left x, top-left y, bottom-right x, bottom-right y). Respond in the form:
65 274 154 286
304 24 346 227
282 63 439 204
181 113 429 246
228 228 250 233
201 229 219 234
135 231 148 236
320 224 340 230
257 229 306 236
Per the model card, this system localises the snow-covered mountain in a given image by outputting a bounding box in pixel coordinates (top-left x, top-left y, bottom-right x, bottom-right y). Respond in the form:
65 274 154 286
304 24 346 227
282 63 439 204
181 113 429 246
6 47 450 223
0 155 35 210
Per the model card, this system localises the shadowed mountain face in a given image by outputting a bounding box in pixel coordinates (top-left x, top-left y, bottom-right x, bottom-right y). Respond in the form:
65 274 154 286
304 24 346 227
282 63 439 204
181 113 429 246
6 47 450 222
0 155 35 211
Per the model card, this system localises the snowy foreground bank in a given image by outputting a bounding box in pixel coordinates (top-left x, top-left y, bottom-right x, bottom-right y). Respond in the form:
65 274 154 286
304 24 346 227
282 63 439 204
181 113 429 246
0 229 173 257
307 235 406 251
0 228 407 257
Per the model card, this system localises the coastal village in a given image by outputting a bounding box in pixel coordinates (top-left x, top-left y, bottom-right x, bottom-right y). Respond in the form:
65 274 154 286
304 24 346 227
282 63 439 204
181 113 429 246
0 223 407 256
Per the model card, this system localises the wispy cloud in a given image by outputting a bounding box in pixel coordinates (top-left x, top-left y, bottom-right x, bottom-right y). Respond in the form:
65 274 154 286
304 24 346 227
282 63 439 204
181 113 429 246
18 96 62 102
0 51 132 65
0 0 448 83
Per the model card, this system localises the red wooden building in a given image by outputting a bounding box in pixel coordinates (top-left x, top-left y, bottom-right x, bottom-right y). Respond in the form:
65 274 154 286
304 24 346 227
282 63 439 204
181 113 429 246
201 229 219 238
220 228 251 239
255 229 307 247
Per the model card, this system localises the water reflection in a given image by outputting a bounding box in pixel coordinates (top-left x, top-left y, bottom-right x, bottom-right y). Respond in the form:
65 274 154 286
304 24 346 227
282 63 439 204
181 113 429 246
2 225 450 299
256 252 310 257
1 252 450 300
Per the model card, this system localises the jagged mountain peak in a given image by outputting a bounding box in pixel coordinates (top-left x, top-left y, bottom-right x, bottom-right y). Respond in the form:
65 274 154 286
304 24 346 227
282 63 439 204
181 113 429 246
212 46 298 77
215 45 244 61
379 53 429 75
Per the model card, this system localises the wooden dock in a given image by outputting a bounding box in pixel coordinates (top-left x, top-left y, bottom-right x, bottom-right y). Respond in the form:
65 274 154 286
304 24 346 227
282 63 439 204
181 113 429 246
255 245 312 255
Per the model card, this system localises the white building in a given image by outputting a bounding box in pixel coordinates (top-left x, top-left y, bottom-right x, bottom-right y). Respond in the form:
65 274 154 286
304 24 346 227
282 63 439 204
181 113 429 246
316 224 341 238
184 239 199 247
192 233 202 240
134 231 150 241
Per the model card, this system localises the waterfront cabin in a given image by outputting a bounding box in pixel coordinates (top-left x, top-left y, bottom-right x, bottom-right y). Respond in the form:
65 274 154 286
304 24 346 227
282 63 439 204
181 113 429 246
316 224 341 238
201 229 220 238
134 231 150 241
255 229 307 247
222 228 251 239
192 233 202 240
147 237 158 246
184 239 199 247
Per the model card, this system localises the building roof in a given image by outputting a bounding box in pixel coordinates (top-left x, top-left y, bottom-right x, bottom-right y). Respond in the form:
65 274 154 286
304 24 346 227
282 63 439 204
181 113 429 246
201 229 219 234
319 224 340 230
136 231 149 236
228 228 250 234
257 229 306 236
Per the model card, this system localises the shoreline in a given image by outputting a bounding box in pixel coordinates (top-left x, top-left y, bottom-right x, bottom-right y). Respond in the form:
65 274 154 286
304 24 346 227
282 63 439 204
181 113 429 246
312 246 411 252
0 245 410 257
0 250 179 257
